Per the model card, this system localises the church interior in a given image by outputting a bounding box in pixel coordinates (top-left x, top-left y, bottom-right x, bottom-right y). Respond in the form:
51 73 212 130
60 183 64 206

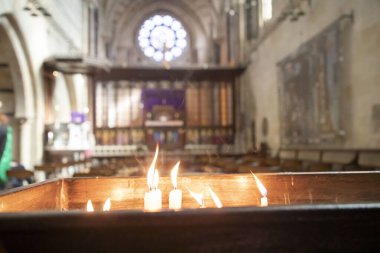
0 0 379 252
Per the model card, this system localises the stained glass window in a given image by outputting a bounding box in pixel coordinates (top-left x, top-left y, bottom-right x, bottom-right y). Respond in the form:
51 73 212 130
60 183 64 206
138 14 188 62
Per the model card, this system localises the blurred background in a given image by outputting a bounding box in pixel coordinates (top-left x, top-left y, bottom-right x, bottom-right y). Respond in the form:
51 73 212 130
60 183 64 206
0 0 379 189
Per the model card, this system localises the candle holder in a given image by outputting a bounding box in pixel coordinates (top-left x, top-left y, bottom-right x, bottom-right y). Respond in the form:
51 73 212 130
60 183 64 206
1 172 380 252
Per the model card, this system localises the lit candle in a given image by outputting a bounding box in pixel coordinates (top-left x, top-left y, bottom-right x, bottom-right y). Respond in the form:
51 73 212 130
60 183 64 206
208 187 223 208
251 171 268 207
103 197 111 211
144 146 162 211
260 195 268 207
188 188 205 208
169 161 182 210
86 200 94 212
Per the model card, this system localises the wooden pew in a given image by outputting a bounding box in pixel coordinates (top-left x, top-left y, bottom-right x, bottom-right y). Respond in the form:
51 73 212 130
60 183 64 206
6 170 34 180
321 151 358 171
279 150 303 171
297 150 331 172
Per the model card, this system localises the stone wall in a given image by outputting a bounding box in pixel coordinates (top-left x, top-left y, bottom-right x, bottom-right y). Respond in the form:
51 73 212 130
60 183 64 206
0 0 87 167
240 0 380 154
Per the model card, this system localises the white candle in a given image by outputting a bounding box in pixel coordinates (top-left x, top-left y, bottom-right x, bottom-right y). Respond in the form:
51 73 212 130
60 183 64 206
261 196 268 207
251 171 269 207
144 146 162 211
169 161 182 210
144 189 162 211
169 189 182 209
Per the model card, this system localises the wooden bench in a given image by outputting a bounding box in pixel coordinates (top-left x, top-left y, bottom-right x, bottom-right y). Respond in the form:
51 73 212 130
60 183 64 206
297 150 331 172
279 150 303 171
6 170 34 180
279 149 359 172
322 151 358 171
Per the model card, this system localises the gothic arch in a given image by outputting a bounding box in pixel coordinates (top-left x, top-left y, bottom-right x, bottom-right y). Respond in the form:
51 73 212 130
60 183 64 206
107 0 212 65
0 14 41 167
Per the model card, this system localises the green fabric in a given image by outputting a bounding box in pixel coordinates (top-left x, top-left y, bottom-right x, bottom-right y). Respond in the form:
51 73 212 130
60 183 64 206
0 127 12 183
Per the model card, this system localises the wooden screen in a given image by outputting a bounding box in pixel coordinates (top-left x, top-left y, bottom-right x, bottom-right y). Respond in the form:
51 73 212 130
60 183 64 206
92 67 242 150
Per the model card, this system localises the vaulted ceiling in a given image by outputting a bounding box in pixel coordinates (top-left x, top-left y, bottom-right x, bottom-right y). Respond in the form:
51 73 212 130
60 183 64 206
100 0 226 52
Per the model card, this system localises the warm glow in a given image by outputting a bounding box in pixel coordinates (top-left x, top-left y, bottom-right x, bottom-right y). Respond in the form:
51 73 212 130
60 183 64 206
188 189 204 207
153 169 159 189
171 161 180 189
103 198 111 211
147 145 159 190
251 171 268 197
86 200 94 212
111 188 129 201
208 187 223 208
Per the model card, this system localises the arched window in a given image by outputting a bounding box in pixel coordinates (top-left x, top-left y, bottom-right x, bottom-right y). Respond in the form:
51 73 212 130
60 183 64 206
138 14 188 62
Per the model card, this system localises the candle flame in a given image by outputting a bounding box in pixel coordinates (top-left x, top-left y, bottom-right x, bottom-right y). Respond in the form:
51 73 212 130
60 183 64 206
188 189 204 207
103 197 111 211
208 187 223 208
171 161 180 189
147 145 159 190
153 169 159 189
86 200 94 212
251 171 268 197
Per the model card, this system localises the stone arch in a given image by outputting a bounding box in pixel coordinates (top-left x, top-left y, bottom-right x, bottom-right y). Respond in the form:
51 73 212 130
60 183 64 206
0 14 40 168
110 0 210 66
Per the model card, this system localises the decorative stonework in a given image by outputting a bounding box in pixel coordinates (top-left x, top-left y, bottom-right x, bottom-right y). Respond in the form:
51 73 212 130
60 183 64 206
138 14 188 62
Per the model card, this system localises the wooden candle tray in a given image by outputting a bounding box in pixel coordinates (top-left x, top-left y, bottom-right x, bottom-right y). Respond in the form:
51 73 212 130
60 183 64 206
0 172 380 252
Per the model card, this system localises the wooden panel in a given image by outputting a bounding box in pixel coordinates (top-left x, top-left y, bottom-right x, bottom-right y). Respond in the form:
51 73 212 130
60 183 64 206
6 170 34 180
64 172 380 211
0 180 63 212
93 67 245 82
1 172 380 252
61 180 69 211
2 172 380 213
0 204 379 253
66 176 259 211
